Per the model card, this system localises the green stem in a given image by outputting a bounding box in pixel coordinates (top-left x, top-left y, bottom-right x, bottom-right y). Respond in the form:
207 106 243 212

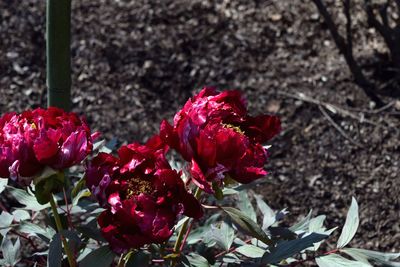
173 187 202 253
118 250 134 267
173 220 188 254
46 0 71 111
49 196 76 267
117 254 125 267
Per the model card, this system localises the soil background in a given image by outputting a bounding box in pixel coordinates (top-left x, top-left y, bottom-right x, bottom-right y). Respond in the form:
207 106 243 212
0 0 399 257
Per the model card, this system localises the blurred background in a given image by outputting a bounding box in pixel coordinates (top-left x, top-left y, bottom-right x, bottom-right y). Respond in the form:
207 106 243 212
0 0 399 251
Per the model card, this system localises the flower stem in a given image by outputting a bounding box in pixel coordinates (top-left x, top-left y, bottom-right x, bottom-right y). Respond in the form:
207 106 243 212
214 238 252 258
49 196 76 267
117 254 125 267
179 219 194 252
173 187 202 253
193 187 202 199
173 219 188 253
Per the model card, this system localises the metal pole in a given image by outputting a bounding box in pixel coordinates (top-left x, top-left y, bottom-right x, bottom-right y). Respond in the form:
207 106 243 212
46 0 71 110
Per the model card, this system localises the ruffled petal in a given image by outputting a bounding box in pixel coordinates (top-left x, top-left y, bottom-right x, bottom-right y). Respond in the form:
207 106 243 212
240 115 281 143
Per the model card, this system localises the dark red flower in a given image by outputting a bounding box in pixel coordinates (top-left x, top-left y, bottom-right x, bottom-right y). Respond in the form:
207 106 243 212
0 107 96 185
86 136 203 253
160 87 281 193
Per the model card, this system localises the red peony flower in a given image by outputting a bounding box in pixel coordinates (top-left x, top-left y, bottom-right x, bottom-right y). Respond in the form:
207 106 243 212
160 87 281 193
86 136 203 253
0 107 97 185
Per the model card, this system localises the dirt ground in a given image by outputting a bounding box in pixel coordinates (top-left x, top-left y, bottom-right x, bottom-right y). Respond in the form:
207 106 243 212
0 0 399 254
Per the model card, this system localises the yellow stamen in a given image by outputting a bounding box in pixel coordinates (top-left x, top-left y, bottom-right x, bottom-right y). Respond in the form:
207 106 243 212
222 123 245 135
126 177 153 198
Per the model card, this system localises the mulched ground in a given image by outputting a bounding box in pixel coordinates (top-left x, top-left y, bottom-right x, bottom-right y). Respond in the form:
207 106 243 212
1 0 399 254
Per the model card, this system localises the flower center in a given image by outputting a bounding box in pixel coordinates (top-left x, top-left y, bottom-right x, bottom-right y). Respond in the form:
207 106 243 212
125 177 153 198
222 123 245 135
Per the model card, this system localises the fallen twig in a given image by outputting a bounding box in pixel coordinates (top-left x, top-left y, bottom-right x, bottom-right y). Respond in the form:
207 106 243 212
277 91 391 129
318 105 364 148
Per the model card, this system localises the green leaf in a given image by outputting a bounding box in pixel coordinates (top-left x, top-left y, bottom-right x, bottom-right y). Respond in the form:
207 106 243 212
262 233 328 264
7 186 50 211
34 172 65 204
77 248 92 262
235 244 265 258
222 207 273 246
77 225 105 241
254 194 276 230
182 253 210 267
233 179 269 191
93 140 106 151
0 212 14 236
89 207 105 215
309 215 326 233
222 188 238 195
342 248 400 266
125 251 150 267
337 197 359 248
48 233 62 267
175 217 190 232
238 191 257 222
289 210 313 233
33 167 58 185
212 182 224 200
18 222 56 242
204 222 234 251
269 227 297 240
71 174 86 199
60 230 81 252
79 245 115 267
11 210 30 222
316 254 370 267
0 178 8 194
308 215 337 250
105 138 118 151
98 138 117 154
222 253 240 264
76 219 105 242
1 237 21 266
187 214 220 245
72 189 91 206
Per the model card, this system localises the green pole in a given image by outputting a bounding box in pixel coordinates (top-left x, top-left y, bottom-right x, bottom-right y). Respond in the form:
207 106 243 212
46 2 75 266
46 0 71 111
